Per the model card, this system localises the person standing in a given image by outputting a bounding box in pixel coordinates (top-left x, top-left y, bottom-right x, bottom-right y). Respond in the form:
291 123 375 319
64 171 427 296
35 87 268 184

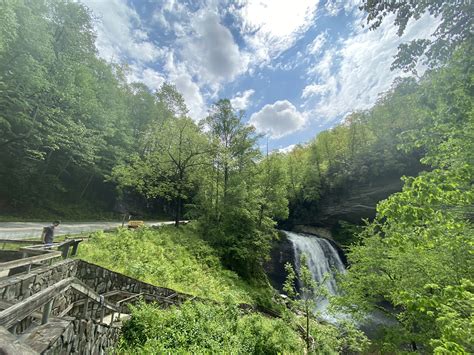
41 221 60 245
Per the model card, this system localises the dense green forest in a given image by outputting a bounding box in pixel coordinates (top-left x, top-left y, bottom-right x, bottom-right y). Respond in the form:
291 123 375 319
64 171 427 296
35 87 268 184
0 0 472 353
0 0 177 219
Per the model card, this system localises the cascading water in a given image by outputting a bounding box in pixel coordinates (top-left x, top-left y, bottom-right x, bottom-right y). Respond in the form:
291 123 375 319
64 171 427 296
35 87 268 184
284 231 395 329
284 231 346 319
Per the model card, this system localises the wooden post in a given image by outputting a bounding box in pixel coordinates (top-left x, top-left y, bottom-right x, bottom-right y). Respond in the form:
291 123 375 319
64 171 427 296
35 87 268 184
41 299 54 325
83 298 89 319
71 241 80 256
61 244 70 259
21 251 32 274
99 295 105 323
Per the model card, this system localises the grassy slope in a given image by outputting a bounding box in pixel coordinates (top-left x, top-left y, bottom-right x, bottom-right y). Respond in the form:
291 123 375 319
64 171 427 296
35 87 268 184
77 224 275 304
77 224 371 353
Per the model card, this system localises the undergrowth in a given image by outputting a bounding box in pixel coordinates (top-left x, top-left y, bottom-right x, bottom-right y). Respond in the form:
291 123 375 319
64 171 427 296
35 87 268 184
77 224 275 304
118 300 304 354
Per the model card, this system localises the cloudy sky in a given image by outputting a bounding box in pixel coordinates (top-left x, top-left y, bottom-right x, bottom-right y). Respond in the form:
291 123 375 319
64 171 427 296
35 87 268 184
80 0 438 151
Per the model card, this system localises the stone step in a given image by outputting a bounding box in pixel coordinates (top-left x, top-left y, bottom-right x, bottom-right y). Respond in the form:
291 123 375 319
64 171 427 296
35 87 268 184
99 312 130 325
17 318 71 354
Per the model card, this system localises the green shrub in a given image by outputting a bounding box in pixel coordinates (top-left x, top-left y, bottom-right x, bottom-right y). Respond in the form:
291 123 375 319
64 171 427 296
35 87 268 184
119 301 303 354
77 224 273 303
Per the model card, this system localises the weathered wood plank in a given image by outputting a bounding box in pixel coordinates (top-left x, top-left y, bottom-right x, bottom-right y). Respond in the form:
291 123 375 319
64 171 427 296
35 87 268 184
71 280 118 312
18 319 71 353
0 239 43 245
0 251 61 272
0 277 74 329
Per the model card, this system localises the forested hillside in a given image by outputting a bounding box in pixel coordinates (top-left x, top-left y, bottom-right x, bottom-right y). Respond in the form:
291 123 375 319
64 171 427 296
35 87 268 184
337 46 473 353
0 1 178 219
279 77 427 229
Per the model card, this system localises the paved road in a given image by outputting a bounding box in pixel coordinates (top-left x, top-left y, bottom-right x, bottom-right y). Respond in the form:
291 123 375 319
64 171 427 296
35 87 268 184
0 221 174 240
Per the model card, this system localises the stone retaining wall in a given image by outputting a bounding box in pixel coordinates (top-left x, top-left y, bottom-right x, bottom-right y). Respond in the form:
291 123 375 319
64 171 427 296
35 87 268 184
0 259 77 302
0 259 199 354
77 260 193 304
44 318 120 354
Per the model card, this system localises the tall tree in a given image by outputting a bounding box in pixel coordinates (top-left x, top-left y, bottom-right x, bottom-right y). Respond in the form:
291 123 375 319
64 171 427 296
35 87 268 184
197 100 290 277
113 115 209 225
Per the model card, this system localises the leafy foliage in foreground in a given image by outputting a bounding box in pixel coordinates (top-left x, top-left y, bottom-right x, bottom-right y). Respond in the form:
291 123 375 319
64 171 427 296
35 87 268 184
336 46 474 353
119 300 369 354
119 301 303 354
77 225 274 303
360 0 472 73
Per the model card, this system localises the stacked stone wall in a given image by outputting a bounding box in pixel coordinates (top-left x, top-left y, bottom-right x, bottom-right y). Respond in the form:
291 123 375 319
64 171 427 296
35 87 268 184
44 318 120 354
0 259 77 303
77 260 193 304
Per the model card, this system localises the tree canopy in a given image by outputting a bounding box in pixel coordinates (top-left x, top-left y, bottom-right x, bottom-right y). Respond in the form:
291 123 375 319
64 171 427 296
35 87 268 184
361 0 473 72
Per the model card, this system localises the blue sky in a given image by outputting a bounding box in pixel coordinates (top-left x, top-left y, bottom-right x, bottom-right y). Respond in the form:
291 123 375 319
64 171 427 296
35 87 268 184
80 0 438 152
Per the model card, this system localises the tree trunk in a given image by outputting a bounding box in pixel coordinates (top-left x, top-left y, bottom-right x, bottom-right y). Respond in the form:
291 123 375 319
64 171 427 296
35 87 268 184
79 174 94 199
223 162 229 202
215 162 220 221
306 303 310 353
174 196 181 227
175 170 184 227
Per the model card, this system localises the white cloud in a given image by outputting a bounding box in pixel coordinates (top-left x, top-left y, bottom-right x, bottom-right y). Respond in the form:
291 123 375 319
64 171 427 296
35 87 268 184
180 11 249 89
127 65 166 91
151 0 188 30
307 48 335 77
302 13 439 122
278 144 297 154
302 79 336 98
249 100 307 138
324 0 359 17
80 0 161 63
164 53 207 120
233 0 320 63
81 0 209 120
307 32 327 55
230 89 255 111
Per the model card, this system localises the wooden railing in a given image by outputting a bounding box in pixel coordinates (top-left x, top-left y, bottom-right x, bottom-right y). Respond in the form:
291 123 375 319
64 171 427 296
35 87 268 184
0 277 118 329
0 239 82 274
0 251 61 273
0 277 75 328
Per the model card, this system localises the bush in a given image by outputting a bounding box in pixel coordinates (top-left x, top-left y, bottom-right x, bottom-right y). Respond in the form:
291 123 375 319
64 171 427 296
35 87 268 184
119 300 304 354
77 224 274 303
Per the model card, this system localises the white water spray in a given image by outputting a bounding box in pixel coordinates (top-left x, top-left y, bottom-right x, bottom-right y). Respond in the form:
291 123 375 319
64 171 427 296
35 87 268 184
284 231 346 317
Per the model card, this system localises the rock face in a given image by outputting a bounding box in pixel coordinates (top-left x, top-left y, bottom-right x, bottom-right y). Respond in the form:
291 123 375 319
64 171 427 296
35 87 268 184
266 177 407 294
289 178 403 228
265 231 295 292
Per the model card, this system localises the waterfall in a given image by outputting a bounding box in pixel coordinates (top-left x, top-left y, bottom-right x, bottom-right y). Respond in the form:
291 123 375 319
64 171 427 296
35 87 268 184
284 231 395 328
284 231 346 317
